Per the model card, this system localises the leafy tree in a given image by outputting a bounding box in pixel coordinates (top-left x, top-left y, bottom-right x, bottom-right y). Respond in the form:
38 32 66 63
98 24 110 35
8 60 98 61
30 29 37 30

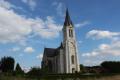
80 64 85 73
0 56 15 72
15 63 24 74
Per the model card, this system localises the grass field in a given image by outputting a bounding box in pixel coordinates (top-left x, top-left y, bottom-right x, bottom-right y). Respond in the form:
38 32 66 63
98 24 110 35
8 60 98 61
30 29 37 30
0 74 120 80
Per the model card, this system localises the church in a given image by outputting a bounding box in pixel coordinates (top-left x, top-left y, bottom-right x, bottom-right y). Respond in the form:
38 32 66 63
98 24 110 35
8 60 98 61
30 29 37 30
41 10 80 73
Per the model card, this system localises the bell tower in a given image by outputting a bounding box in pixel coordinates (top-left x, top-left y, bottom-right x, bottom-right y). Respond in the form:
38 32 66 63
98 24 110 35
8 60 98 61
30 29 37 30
62 9 80 73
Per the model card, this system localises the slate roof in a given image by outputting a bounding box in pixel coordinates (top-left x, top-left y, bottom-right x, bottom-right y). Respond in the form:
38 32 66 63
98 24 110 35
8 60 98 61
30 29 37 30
44 48 58 57
43 42 63 57
64 9 73 26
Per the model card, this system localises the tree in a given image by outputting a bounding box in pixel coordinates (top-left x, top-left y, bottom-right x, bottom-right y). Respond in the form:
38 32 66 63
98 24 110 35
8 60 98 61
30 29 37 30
15 63 24 74
101 61 120 73
80 64 85 73
0 56 15 72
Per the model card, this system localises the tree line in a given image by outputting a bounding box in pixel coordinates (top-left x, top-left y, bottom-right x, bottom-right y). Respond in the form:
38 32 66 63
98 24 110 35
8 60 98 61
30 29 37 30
80 61 120 73
101 61 120 73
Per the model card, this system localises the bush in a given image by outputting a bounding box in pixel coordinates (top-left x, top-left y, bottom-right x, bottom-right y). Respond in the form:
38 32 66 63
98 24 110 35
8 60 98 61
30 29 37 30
27 67 42 77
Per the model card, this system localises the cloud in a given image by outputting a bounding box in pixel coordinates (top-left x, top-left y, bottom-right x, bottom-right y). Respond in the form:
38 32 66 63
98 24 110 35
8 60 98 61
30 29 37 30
12 47 21 52
22 0 36 11
52 2 65 16
36 54 43 60
24 47 35 53
0 0 62 44
75 21 90 28
99 44 110 50
82 40 120 57
32 16 62 39
0 0 14 9
87 30 120 40
0 0 23 11
22 67 30 73
82 30 120 65
83 60 102 66
82 52 99 57
0 6 32 43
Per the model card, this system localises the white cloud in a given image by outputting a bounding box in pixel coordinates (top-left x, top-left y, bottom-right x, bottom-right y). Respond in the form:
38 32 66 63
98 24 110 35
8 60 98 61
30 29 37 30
83 60 102 66
0 0 14 9
0 6 32 43
0 0 22 10
82 52 99 57
99 44 110 50
12 47 21 52
22 0 36 11
22 66 30 73
82 41 120 57
75 21 90 28
32 16 62 39
52 2 65 16
82 30 120 65
24 47 35 53
0 0 62 44
87 30 120 40
36 54 43 60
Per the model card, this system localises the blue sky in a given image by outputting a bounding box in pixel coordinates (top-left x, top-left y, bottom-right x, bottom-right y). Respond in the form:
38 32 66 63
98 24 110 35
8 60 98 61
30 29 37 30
0 0 120 70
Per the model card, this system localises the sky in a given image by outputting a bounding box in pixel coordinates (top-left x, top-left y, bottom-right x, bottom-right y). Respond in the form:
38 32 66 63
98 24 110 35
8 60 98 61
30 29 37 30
0 0 120 71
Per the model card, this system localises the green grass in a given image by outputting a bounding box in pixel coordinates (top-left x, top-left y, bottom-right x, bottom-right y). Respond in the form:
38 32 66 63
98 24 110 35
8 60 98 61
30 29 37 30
0 73 120 80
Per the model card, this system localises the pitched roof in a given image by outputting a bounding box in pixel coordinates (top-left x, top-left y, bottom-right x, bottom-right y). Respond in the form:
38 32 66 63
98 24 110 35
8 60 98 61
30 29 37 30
44 48 58 57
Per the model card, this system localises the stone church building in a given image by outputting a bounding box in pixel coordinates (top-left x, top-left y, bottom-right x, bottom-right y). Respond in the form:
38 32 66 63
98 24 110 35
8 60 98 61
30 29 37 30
41 10 80 73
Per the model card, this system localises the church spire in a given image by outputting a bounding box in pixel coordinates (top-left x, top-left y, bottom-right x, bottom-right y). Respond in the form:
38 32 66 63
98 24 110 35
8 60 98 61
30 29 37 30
64 9 73 26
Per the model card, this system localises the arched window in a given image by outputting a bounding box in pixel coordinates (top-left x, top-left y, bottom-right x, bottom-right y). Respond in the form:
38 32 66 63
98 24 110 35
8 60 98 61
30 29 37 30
71 55 75 64
69 29 71 37
71 30 73 37
69 29 73 37
72 68 75 73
